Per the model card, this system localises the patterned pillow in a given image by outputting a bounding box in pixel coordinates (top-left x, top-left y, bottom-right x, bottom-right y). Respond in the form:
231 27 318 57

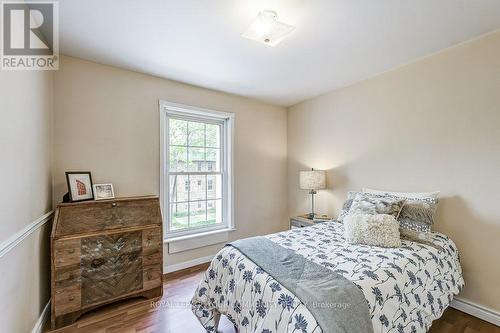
361 189 439 241
347 193 405 219
397 197 438 241
337 191 359 222
363 188 440 200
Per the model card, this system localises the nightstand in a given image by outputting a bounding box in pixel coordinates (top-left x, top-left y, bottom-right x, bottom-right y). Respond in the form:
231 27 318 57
289 215 333 229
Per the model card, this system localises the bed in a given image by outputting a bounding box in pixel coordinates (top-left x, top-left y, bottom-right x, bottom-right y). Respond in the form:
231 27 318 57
191 221 464 333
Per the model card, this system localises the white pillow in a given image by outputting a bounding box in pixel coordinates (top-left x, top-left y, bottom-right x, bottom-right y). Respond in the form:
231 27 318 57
344 214 401 248
362 188 440 200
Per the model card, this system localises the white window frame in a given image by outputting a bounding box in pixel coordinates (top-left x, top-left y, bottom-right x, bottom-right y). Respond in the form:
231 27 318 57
159 100 235 240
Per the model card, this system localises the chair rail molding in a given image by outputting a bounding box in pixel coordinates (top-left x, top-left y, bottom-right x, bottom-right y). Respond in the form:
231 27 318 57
0 210 54 259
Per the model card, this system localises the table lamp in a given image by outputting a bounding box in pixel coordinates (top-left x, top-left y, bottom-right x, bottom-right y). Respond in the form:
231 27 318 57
299 168 326 219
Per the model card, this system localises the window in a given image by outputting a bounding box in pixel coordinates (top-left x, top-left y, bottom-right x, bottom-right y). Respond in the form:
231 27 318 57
160 101 234 238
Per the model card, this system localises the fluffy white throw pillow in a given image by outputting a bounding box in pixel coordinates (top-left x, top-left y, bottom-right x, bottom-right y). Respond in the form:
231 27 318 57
344 214 401 248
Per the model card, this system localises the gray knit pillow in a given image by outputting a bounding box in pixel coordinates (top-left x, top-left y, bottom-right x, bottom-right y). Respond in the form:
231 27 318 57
337 191 359 222
347 193 405 219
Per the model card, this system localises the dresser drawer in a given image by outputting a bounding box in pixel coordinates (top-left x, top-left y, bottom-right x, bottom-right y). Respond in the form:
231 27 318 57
142 227 161 266
54 284 81 316
143 250 161 266
82 271 143 306
54 264 81 289
143 265 162 290
81 231 142 261
290 219 314 228
54 239 81 267
142 227 161 251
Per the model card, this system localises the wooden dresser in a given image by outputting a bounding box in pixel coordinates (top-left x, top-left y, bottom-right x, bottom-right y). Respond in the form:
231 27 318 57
50 196 163 329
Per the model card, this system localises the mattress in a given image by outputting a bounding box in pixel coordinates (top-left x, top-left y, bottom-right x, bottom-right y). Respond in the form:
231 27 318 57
191 222 464 333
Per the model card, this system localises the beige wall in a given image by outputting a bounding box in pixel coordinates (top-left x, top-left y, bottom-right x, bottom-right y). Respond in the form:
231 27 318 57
0 70 53 332
0 71 53 242
1 27 497 331
288 30 500 311
53 56 288 267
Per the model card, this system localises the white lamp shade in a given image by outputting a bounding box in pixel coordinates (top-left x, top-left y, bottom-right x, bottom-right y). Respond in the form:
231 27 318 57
299 170 326 190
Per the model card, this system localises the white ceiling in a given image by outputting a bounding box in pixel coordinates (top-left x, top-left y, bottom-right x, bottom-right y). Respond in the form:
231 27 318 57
58 0 500 106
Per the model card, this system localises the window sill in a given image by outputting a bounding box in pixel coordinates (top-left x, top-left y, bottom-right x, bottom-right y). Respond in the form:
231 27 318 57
164 228 236 253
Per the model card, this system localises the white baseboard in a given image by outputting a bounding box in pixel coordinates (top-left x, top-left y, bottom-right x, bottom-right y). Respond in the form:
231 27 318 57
0 210 54 259
31 300 51 333
164 255 214 274
451 297 500 327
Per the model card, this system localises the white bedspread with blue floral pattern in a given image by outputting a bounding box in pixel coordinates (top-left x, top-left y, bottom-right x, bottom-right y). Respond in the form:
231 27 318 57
191 222 464 333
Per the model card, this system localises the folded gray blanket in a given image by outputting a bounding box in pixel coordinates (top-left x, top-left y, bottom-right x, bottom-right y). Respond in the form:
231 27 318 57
228 236 373 333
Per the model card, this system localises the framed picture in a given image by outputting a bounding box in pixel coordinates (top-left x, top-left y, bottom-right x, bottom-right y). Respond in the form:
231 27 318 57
93 184 115 200
65 172 94 202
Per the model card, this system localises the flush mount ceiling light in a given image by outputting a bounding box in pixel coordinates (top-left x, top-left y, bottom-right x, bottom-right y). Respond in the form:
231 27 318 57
242 10 295 47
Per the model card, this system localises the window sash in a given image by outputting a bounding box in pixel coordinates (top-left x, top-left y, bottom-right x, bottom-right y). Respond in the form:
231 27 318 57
163 110 229 237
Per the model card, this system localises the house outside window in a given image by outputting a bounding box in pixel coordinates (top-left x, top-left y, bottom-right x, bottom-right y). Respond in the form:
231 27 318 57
160 101 234 238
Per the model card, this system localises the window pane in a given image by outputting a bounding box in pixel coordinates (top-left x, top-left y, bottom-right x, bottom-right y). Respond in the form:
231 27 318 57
168 146 187 172
207 174 222 199
207 199 222 224
188 121 205 147
206 124 220 148
206 148 220 171
169 175 189 203
189 201 207 228
188 147 205 172
170 202 188 230
169 119 187 146
189 175 206 201
165 113 228 235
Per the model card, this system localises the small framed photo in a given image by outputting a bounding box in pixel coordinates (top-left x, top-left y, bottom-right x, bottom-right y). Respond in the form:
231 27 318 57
93 183 115 200
65 172 94 202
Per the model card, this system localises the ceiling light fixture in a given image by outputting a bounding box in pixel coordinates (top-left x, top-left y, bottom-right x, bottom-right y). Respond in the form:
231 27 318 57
242 10 295 47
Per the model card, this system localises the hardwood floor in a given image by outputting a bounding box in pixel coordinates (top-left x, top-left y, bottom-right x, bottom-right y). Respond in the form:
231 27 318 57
44 264 499 333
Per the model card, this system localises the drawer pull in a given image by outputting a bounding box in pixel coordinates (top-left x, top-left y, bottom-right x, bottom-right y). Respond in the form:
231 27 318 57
91 258 105 268
68 249 75 254
111 202 117 207
69 296 75 301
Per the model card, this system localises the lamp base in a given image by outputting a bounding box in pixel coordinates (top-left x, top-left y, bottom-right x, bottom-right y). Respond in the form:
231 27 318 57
306 212 315 220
